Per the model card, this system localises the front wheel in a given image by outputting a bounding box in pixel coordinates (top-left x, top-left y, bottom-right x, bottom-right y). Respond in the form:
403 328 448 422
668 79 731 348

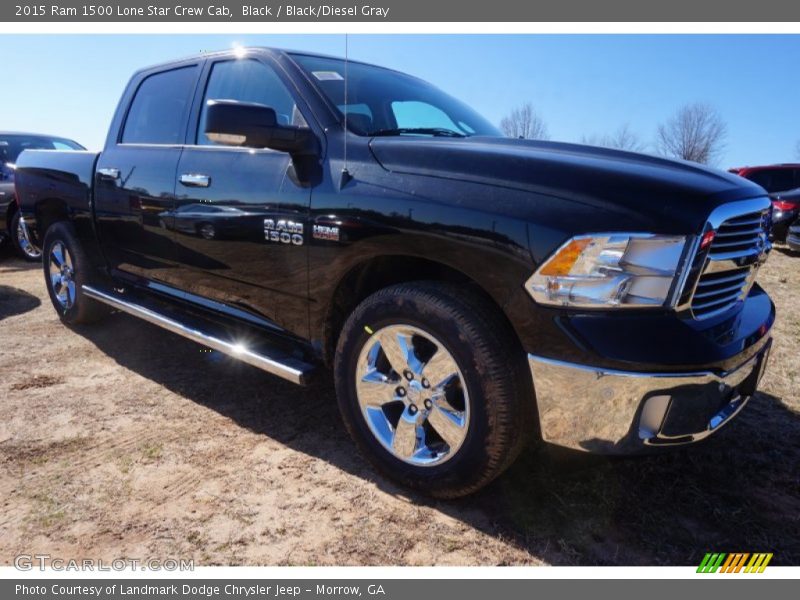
334 282 537 498
10 209 42 261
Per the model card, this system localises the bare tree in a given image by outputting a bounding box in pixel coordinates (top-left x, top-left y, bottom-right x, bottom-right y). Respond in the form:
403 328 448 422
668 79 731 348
656 102 727 165
500 102 549 140
581 123 646 152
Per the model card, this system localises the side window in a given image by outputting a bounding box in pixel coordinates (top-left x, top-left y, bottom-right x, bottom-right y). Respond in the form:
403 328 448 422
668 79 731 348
197 59 307 146
121 66 198 145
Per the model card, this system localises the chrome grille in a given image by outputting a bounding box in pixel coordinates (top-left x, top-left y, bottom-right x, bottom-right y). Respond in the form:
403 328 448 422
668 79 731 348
691 267 751 317
689 204 770 320
707 211 767 259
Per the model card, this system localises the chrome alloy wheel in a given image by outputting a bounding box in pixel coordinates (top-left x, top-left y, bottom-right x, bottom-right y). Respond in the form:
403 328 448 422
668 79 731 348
48 241 76 310
16 216 42 259
355 324 470 466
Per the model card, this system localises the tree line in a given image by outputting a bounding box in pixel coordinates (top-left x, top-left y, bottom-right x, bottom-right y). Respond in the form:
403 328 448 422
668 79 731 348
499 101 798 167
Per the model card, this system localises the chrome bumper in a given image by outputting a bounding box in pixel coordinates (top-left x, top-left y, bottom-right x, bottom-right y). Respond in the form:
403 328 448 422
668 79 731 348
528 339 771 454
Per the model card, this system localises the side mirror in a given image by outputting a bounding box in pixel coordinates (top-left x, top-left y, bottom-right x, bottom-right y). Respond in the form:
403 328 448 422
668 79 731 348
204 100 317 155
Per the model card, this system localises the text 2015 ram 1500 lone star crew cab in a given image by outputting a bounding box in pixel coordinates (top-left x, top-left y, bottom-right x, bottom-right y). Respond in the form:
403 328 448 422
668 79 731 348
15 48 775 497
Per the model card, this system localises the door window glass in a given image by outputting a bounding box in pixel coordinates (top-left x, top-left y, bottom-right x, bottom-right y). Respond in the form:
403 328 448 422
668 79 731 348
122 66 198 145
197 59 307 146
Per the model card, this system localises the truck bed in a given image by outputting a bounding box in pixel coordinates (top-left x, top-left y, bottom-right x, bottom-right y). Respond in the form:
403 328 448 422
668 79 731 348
14 149 100 241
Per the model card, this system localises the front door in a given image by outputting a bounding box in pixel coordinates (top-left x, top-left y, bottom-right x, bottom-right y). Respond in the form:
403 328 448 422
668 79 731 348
170 57 314 337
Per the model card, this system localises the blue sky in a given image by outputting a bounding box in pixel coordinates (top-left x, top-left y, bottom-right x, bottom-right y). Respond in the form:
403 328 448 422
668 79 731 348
1 34 798 167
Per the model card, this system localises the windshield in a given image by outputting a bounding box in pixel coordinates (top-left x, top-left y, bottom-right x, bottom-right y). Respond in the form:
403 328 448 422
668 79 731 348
290 54 501 138
0 135 84 165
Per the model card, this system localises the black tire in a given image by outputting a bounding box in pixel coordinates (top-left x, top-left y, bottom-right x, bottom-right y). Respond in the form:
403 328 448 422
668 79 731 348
41 221 109 325
334 281 537 498
10 209 42 261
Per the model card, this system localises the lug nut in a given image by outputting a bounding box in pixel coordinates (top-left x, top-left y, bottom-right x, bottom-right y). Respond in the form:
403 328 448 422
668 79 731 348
404 370 414 381
408 405 418 415
396 387 406 397
424 399 433 410
421 378 430 388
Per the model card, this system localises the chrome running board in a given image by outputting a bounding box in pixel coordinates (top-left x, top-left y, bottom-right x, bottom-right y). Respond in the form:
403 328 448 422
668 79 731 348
82 284 313 385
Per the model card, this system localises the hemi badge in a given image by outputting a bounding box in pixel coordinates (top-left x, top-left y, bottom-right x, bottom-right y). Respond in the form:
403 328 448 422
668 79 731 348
313 224 340 242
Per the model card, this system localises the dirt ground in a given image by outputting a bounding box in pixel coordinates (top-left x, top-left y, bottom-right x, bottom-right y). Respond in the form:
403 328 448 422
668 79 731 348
0 245 798 566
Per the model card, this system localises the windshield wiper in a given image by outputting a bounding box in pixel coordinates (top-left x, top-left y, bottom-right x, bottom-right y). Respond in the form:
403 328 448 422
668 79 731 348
367 127 467 138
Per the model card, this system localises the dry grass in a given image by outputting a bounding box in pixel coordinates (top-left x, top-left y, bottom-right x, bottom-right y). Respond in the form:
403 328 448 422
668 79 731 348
0 244 797 566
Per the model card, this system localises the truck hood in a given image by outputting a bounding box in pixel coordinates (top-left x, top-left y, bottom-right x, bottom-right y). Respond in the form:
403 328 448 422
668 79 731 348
369 137 766 232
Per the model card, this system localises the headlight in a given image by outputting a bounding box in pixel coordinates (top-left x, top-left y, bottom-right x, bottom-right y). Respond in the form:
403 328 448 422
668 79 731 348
526 233 687 308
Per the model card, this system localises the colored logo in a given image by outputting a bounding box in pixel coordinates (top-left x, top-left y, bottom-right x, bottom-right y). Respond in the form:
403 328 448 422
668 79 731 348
697 553 773 573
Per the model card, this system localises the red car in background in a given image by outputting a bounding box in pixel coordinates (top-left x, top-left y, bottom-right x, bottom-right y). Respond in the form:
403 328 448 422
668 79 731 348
730 164 800 241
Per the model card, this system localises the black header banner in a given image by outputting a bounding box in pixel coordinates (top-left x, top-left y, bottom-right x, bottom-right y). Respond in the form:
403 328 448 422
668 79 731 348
4 0 800 22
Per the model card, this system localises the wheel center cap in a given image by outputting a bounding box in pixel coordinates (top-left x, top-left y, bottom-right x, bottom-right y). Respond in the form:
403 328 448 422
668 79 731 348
407 380 423 405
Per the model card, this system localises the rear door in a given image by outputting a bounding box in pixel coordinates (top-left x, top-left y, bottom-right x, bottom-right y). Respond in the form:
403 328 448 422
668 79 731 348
169 55 315 336
94 62 200 285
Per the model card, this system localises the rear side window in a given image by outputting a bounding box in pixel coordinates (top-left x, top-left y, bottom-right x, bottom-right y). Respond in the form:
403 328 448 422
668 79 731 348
122 66 198 145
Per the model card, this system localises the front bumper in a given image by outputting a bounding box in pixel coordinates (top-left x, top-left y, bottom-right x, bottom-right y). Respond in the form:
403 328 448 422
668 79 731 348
528 335 771 454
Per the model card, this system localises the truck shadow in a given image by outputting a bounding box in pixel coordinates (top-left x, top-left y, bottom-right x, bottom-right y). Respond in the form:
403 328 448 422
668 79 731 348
78 313 800 566
0 285 41 320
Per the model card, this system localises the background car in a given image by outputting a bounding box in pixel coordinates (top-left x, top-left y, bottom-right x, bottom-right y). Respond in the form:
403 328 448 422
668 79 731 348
729 164 800 242
788 222 800 252
729 163 800 194
769 187 800 242
0 131 84 260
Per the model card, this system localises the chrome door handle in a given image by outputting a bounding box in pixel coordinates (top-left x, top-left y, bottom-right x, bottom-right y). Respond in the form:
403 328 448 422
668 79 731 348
179 173 211 188
97 168 120 180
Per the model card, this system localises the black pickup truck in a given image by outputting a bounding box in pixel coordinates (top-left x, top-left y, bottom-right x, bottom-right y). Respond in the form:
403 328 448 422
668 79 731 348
15 48 775 497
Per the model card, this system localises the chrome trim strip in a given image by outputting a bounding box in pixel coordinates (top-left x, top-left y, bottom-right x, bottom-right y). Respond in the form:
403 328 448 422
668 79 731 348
528 337 770 453
705 197 772 230
82 285 309 385
668 233 700 308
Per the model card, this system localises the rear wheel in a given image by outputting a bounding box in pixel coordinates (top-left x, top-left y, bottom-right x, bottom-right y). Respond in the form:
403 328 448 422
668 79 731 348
10 209 42 261
334 282 537 498
42 222 109 325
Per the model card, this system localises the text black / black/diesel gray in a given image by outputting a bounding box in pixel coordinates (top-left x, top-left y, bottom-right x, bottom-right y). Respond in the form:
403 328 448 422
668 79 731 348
14 48 775 497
